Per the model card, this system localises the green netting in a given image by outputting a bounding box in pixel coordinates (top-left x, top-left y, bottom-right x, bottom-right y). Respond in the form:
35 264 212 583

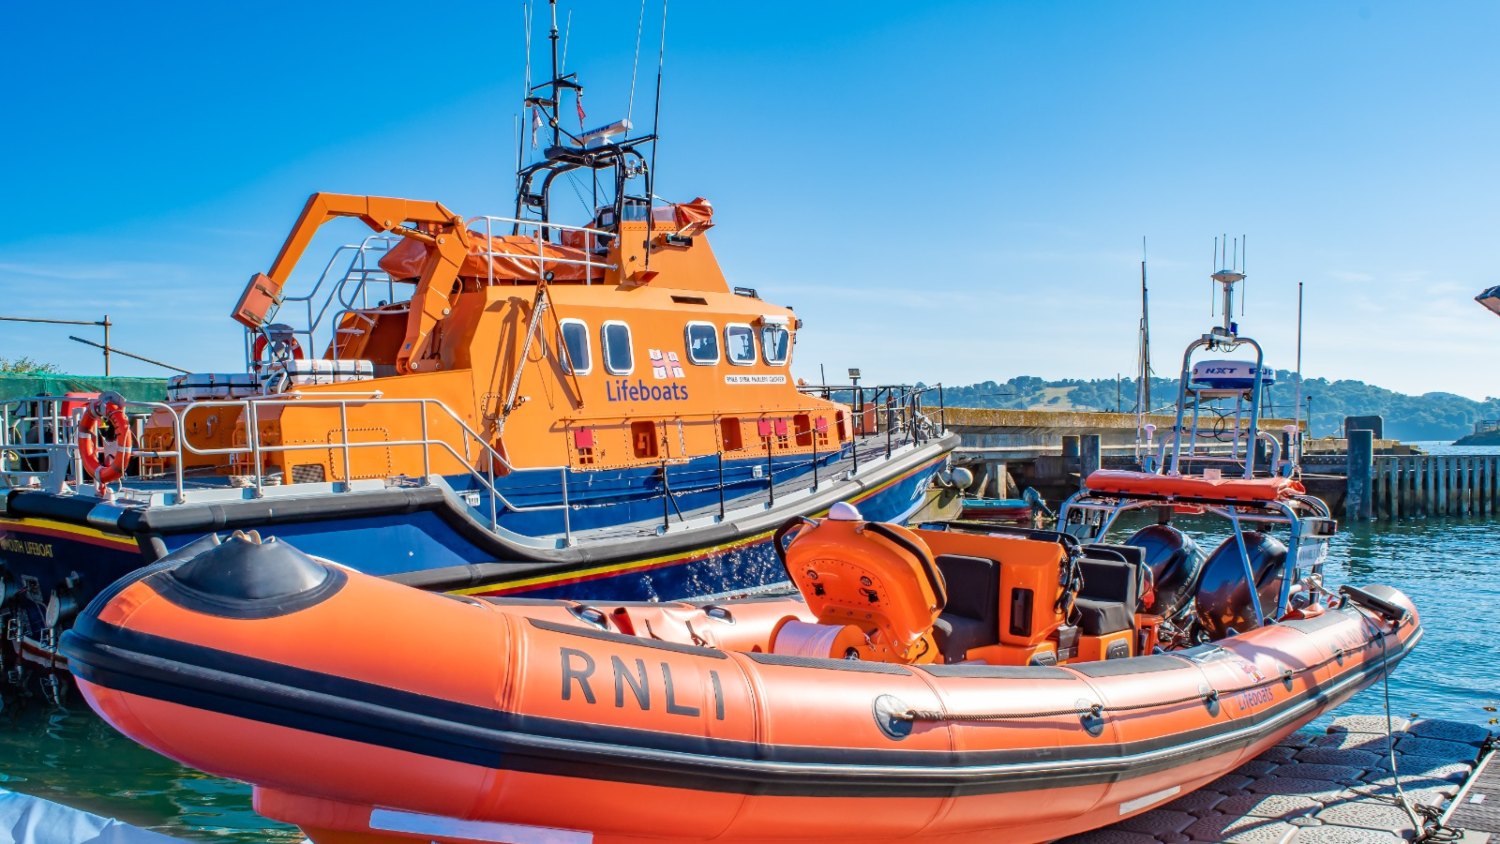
0 374 167 404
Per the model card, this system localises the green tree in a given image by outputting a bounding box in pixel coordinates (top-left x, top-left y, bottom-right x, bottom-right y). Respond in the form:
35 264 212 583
0 356 61 374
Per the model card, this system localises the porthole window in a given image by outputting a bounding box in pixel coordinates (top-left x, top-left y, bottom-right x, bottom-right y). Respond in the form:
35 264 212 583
761 322 790 366
558 319 592 375
601 321 633 375
725 324 755 366
685 321 720 365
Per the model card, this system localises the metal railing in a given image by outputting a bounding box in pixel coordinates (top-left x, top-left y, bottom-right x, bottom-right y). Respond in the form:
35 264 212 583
0 394 560 537
247 215 620 370
2 387 944 547
249 235 402 368
467 215 617 287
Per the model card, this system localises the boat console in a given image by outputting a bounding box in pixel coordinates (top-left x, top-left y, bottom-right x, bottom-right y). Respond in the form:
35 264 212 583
1057 254 1335 652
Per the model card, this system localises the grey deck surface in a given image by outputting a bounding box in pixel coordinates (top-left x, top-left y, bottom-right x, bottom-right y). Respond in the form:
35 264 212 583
1448 743 1500 837
1059 715 1495 844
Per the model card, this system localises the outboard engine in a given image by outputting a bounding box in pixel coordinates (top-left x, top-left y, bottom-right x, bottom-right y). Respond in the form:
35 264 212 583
1194 532 1288 640
1124 524 1205 619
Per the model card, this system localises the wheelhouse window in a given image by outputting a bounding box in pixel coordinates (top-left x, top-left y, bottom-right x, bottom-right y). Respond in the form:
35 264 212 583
602 321 633 375
558 319 592 375
725 324 755 366
761 321 790 366
685 321 720 365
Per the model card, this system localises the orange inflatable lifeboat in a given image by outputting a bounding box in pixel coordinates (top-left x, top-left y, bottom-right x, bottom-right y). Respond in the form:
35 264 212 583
63 504 1421 844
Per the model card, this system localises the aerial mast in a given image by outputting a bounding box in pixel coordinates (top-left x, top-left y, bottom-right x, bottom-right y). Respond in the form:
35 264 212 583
548 0 562 150
1136 238 1152 461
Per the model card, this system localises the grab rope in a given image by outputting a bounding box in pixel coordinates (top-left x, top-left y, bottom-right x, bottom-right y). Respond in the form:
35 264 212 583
899 618 1403 724
1357 607 1466 843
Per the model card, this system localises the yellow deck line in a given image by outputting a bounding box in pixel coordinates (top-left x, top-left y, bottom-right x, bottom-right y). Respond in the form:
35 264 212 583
455 453 945 594
0 515 135 545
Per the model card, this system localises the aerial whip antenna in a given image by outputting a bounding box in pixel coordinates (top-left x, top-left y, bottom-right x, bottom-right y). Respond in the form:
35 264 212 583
646 0 669 267
1136 237 1152 460
627 0 647 126
548 0 562 149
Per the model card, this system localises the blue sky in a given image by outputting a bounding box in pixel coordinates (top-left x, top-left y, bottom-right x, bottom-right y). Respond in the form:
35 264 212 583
3 1 1498 399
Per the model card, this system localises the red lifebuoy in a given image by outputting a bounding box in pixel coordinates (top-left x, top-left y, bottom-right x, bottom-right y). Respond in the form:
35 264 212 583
78 392 133 487
253 331 304 365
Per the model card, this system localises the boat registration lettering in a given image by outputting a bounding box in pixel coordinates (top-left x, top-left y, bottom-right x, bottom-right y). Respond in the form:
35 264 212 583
724 374 787 385
0 537 53 558
560 647 726 720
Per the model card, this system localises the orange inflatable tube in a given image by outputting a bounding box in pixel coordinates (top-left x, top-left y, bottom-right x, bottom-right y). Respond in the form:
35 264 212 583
64 520 1419 844
1085 469 1306 503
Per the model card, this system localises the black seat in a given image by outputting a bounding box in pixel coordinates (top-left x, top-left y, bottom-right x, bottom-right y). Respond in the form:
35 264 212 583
1073 555 1137 636
931 554 1000 662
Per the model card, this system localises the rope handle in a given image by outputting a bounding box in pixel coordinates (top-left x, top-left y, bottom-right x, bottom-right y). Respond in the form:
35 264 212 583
899 625 1401 723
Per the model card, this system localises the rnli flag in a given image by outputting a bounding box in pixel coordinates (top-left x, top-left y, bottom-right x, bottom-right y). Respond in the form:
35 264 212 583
649 349 667 380
576 91 586 130
531 107 543 149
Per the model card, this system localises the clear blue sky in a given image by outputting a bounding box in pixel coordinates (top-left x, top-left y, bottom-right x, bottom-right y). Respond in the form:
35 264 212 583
3 1 1498 399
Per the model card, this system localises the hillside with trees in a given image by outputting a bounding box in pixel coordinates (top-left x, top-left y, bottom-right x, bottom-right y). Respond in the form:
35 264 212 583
935 371 1500 443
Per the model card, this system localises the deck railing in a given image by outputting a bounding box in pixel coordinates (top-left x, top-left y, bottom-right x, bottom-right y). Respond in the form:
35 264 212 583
245 214 619 367
2 385 944 546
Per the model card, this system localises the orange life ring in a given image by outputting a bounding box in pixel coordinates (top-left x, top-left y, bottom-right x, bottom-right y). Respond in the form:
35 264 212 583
78 393 133 486
253 331 304 365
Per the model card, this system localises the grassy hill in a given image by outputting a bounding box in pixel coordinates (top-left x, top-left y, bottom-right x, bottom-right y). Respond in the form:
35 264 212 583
934 372 1500 443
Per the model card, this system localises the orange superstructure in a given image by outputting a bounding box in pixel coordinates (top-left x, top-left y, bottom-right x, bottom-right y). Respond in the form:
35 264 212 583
142 189 840 485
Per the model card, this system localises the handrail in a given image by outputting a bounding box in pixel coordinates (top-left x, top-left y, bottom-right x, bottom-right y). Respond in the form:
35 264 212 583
467 215 618 287
244 234 402 367
1 388 940 546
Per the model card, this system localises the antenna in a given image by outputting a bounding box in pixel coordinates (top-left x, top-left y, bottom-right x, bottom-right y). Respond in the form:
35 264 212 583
1294 281 1304 433
518 0 534 183
1211 236 1219 316
1137 236 1152 461
645 0 669 267
1241 234 1247 315
548 0 562 150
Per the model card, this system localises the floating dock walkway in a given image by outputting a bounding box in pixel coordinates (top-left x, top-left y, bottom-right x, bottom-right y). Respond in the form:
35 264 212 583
1 715 1492 843
1063 714 1496 843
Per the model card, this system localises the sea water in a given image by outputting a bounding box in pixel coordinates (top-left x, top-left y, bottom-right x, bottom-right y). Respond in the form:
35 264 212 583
1 517 1497 842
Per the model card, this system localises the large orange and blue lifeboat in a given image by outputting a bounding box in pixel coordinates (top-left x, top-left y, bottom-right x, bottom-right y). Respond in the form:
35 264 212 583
66 498 1419 844
0 6 954 700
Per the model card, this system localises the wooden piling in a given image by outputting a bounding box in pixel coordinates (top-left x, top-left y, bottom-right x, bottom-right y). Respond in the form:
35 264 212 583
1487 457 1495 517
1346 430 1373 522
1464 457 1473 517
1437 457 1448 516
1414 456 1426 516
1079 435 1101 491
1388 458 1399 521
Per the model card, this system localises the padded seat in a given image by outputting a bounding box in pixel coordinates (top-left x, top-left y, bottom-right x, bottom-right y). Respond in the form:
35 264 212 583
1074 556 1137 636
932 554 1000 662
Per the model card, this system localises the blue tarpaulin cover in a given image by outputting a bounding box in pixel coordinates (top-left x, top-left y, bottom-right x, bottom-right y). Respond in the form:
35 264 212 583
0 788 182 844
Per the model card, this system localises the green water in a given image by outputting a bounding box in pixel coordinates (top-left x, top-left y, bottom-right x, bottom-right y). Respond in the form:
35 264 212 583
1 519 1497 842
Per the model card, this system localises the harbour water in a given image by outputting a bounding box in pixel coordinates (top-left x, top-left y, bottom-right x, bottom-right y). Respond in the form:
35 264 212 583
1 516 1497 842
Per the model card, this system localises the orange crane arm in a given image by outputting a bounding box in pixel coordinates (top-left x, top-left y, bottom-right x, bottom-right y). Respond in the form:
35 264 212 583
230 192 472 373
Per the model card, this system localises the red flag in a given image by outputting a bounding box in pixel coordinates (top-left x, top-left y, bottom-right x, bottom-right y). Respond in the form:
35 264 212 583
576 91 586 130
531 107 542 148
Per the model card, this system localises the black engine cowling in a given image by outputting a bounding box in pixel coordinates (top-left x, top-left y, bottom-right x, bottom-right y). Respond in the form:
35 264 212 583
1123 523 1205 619
1194 531 1288 639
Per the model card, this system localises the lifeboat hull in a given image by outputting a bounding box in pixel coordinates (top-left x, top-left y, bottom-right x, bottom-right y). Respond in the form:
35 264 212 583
63 539 1421 844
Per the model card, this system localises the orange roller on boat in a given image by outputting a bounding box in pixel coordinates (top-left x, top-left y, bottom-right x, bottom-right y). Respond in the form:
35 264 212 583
64 505 1420 844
